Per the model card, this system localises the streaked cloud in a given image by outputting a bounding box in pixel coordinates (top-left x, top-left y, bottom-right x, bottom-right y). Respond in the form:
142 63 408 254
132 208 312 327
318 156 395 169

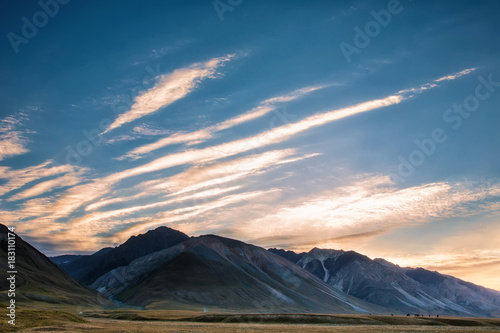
0 161 85 197
118 129 213 160
0 112 31 161
117 94 403 179
232 175 500 250
85 191 151 211
434 67 476 82
0 132 29 161
7 171 85 201
133 124 172 136
71 185 243 228
102 54 236 134
260 85 330 105
120 84 328 160
397 83 438 95
42 188 276 252
142 149 312 194
84 149 312 222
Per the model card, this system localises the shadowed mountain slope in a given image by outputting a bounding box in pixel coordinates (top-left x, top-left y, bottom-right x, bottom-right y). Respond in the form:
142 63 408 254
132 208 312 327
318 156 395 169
0 224 108 307
59 226 189 285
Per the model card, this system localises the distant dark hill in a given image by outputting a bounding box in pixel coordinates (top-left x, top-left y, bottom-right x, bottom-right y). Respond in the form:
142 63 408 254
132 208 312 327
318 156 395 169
50 254 85 266
0 224 108 307
60 226 189 285
50 247 114 266
91 235 387 314
271 247 500 317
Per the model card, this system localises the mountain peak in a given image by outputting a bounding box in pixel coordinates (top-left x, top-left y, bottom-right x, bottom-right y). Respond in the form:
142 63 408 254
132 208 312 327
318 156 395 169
60 226 189 285
307 247 345 260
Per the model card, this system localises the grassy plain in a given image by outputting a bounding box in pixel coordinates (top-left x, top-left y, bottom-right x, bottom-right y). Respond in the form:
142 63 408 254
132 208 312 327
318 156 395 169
1 307 500 332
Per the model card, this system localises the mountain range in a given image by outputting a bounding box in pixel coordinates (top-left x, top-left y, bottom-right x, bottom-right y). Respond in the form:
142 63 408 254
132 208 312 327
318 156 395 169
269 248 500 317
2 223 499 317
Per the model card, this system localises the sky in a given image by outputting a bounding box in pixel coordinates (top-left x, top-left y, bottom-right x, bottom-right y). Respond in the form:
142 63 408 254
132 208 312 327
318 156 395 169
1 0 500 290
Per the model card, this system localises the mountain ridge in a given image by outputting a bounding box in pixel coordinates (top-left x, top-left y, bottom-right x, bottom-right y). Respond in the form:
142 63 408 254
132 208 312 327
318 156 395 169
270 247 500 317
57 226 189 285
91 234 387 314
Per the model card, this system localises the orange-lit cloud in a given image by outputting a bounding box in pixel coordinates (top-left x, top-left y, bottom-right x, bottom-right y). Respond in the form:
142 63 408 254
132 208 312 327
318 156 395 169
231 175 500 250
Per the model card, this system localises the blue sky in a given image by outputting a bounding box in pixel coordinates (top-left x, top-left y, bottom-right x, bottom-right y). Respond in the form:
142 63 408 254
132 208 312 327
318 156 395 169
1 0 500 289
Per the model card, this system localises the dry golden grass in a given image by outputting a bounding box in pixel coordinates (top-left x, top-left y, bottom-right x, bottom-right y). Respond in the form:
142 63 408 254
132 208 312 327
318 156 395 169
12 319 500 333
3 307 500 332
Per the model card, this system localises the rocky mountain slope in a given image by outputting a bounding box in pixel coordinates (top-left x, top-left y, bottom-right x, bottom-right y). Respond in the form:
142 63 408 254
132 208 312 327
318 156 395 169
57 226 189 285
403 266 500 317
270 247 500 317
90 235 386 314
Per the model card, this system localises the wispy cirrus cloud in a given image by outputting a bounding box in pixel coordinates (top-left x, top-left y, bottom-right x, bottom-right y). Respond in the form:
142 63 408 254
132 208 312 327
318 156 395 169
132 124 172 136
85 149 315 213
6 149 311 251
0 160 86 197
0 132 29 162
260 85 330 105
115 68 475 181
34 188 276 252
85 191 151 211
0 112 32 161
232 175 500 251
434 67 476 82
71 185 243 230
7 170 86 202
150 150 320 196
117 129 214 160
102 54 236 134
396 68 476 96
120 84 328 160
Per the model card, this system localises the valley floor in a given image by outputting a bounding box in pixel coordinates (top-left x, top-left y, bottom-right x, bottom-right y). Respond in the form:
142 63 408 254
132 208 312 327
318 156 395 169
8 320 500 333
2 309 500 332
